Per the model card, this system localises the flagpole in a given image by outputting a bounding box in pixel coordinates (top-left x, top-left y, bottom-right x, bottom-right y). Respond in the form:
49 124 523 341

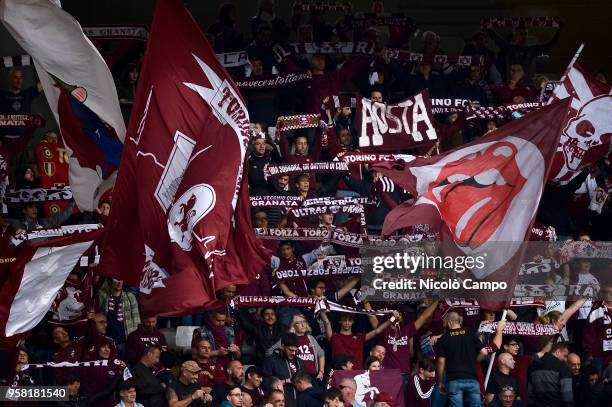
484 309 508 390
559 43 584 82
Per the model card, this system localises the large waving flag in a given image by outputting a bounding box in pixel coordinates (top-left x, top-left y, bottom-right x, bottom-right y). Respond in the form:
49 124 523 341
0 0 125 211
99 0 269 316
374 100 571 305
548 64 612 182
0 230 103 347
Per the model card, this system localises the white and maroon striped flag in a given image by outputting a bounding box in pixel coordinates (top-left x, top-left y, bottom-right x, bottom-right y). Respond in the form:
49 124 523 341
0 230 103 344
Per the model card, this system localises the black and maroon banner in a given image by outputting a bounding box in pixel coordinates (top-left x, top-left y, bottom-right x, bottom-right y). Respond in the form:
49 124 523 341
277 114 320 130
479 321 558 336
290 204 363 218
215 51 249 68
338 152 416 165
465 102 543 121
235 71 312 89
83 24 148 70
273 42 374 62
264 161 349 179
292 1 352 14
0 114 42 127
3 186 72 203
355 90 438 151
83 25 149 41
250 196 304 208
353 13 413 29
481 16 561 29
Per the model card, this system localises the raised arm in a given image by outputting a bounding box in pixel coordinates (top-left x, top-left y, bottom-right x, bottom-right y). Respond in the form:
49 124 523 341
364 310 400 342
319 309 334 341
334 276 360 301
364 301 380 329
277 127 291 160
414 300 440 330
555 298 587 330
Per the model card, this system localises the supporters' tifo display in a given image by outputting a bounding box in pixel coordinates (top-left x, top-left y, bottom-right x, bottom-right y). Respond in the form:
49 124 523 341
0 0 611 407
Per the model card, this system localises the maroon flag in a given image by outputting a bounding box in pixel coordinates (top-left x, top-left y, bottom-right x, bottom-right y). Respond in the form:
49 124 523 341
99 0 269 316
548 64 612 182
373 100 571 306
330 369 404 407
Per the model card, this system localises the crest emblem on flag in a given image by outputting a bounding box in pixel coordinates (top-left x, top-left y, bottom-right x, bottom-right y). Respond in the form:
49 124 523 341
167 183 217 251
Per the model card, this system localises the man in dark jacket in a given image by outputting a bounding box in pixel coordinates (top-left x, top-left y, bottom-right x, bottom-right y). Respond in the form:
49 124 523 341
249 136 276 195
528 342 574 407
8 199 75 232
237 306 282 363
263 333 305 406
132 346 166 407
292 371 324 407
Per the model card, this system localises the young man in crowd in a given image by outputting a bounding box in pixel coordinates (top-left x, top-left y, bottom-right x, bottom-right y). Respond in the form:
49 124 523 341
263 333 304 406
406 358 436 407
377 300 439 377
528 342 574 407
322 388 344 407
211 360 244 407
191 338 225 388
292 371 323 407
437 312 505 406
242 366 265 403
98 278 140 355
319 309 400 369
124 316 168 365
237 306 282 364
192 309 241 367
117 379 145 407
132 346 165 407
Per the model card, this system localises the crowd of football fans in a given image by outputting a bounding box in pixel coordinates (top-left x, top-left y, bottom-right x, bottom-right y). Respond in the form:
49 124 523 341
1 1 612 406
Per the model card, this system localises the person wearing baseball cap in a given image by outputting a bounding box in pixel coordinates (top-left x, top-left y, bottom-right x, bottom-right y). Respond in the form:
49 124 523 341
166 361 211 407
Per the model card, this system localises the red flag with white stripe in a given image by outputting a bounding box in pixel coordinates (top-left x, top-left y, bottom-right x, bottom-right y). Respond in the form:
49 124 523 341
0 230 102 347
548 64 612 182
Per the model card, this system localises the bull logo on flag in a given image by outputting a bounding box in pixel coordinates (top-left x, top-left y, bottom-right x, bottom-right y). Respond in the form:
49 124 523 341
167 183 216 251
